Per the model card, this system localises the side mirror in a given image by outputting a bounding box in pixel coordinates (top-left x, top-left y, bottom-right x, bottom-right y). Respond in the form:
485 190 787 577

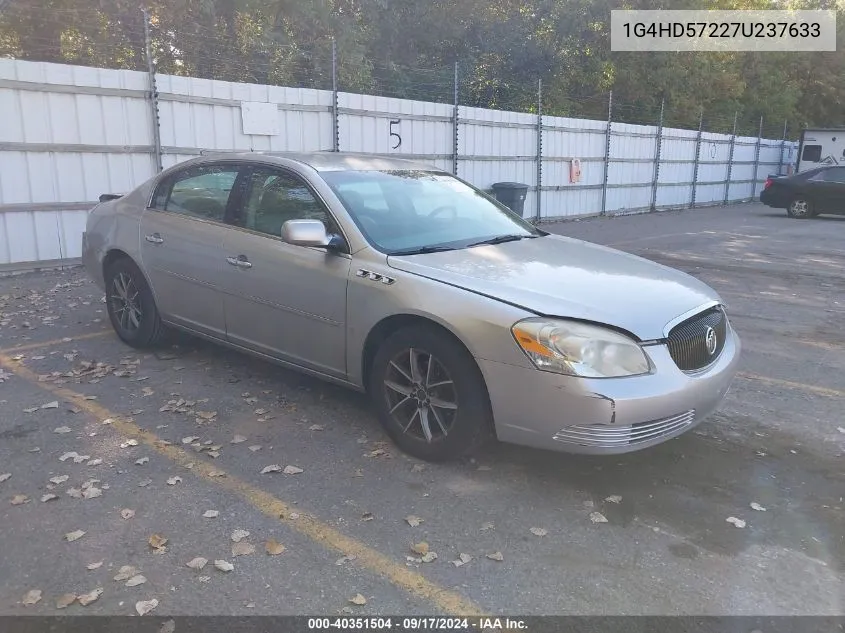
281 219 346 252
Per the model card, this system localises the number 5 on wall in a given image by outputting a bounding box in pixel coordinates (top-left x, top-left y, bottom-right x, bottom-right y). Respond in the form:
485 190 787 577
390 119 402 150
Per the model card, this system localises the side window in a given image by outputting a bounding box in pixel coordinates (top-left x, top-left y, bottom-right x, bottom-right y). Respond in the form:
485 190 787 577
801 145 822 163
821 167 845 183
152 165 239 221
240 168 338 237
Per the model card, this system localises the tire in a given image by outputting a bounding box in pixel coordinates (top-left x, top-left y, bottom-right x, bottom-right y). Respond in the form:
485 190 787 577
787 196 815 219
104 257 167 349
368 325 493 462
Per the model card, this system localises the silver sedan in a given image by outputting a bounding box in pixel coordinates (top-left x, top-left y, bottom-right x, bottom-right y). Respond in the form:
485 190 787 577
82 153 740 461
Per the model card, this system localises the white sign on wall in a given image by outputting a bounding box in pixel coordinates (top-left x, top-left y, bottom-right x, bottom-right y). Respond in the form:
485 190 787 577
241 101 280 136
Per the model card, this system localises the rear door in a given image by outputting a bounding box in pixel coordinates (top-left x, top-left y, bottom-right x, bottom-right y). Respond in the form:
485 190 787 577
807 167 845 213
219 165 352 377
140 162 246 338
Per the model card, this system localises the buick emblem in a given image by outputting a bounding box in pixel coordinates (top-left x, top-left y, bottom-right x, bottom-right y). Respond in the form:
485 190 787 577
704 326 718 356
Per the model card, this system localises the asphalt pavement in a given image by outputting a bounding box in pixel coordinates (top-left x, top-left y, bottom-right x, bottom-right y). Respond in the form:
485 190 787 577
0 202 842 617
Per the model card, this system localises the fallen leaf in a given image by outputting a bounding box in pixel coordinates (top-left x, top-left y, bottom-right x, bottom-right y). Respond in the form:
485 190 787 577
232 542 255 556
0 473 11 483
349 594 367 606
197 576 211 583
207 451 221 458
214 559 234 572
138 478 152 488
265 539 285 556
24 407 39 413
248 445 262 452
149 534 168 550
66 487 82 499
166 476 182 485
308 424 324 431
136 598 159 616
231 435 247 444
22 589 42 606
335 554 356 565
120 440 139 449
590 512 609 524
186 557 208 570
261 464 282 474
366 449 386 458
486 551 504 561
114 565 139 581
726 516 747 528
410 542 429 555
231 529 250 543
59 452 90 463
283 465 303 475
54 426 72 434
125 575 147 587
203 510 219 518
87 458 103 466
87 561 103 570
181 436 199 445
750 502 767 512
196 411 217 421
837 427 845 434
361 512 374 521
56 593 77 609
410 464 425 473
207 470 225 478
41 493 59 502
605 495 623 504
121 508 135 520
41 401 59 409
141 388 154 397
480 522 495 531
254 408 267 415
405 515 422 527
451 553 472 567
530 527 548 537
421 552 438 563
135 457 149 465
82 486 102 499
65 530 86 542
10 494 29 505
49 475 69 485
77 588 103 606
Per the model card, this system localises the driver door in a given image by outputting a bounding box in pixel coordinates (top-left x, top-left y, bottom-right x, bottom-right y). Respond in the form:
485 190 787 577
220 166 351 378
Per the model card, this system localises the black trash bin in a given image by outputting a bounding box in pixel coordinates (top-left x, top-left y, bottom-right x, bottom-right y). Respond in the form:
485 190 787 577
491 182 529 216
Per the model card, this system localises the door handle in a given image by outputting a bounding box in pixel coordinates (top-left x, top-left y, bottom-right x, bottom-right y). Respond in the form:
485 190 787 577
226 255 252 269
145 233 164 244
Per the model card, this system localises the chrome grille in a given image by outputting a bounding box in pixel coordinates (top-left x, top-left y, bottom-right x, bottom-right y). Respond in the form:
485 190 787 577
553 410 695 447
666 306 727 372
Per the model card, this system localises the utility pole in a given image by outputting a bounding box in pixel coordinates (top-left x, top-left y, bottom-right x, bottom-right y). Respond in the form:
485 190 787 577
142 8 163 173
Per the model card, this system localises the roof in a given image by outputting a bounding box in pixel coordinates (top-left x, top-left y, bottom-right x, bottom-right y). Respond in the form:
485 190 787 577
194 151 443 172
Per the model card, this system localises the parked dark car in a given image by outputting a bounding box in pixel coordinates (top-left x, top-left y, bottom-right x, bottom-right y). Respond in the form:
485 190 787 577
760 166 845 218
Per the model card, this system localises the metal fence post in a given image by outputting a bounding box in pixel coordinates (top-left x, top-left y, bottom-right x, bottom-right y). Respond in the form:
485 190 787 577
776 120 787 176
601 91 613 216
690 108 703 208
650 98 665 212
536 78 542 221
751 115 763 199
331 39 339 152
452 62 459 176
142 8 162 173
723 111 738 206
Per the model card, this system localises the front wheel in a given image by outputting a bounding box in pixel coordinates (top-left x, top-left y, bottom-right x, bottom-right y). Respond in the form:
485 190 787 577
787 197 815 218
105 258 167 349
368 326 493 462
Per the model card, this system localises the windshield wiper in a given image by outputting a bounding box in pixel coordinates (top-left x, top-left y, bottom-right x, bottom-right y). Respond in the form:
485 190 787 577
389 245 457 256
467 234 533 248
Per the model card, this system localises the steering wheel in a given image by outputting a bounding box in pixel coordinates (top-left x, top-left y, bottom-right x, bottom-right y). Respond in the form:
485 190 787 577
427 205 457 220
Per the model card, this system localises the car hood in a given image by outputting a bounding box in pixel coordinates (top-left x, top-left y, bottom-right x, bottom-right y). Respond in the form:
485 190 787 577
387 234 721 340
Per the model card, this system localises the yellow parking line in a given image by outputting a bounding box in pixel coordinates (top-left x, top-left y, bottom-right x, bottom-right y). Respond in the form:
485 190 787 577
0 330 112 354
0 351 485 617
738 372 845 399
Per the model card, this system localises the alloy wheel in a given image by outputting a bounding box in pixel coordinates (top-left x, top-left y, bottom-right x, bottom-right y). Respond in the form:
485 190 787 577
109 271 142 333
383 347 458 442
790 199 809 217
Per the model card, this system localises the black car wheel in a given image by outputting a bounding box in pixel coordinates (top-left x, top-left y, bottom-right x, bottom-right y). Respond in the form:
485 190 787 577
369 325 493 462
105 257 167 348
787 196 815 219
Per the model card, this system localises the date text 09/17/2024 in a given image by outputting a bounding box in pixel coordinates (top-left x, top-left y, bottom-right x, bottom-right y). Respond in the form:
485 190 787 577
307 617 528 631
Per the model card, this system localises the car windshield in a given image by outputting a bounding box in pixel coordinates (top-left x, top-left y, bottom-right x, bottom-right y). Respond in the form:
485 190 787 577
320 170 543 254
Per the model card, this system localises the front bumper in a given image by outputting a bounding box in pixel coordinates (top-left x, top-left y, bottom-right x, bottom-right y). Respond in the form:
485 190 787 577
479 324 741 454
81 231 105 291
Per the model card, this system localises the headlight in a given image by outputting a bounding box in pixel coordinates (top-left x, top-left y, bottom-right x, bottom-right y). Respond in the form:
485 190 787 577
512 318 651 378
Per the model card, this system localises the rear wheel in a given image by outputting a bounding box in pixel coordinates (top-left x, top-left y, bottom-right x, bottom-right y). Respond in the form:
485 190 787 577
105 257 167 349
368 326 493 462
787 196 815 218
